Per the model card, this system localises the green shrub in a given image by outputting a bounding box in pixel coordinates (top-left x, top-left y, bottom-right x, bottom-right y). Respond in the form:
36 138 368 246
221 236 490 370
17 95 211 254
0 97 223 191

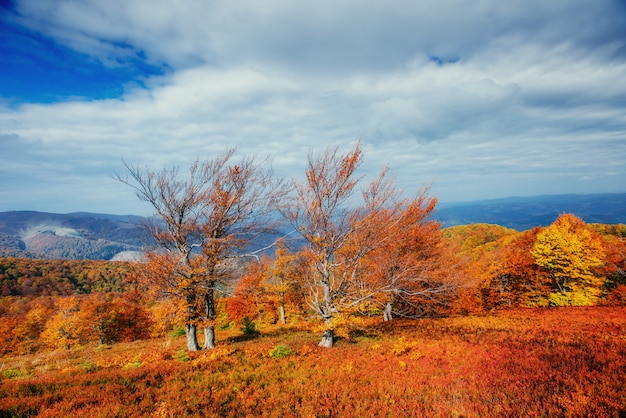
268 344 293 359
2 368 25 379
122 360 142 370
240 317 260 337
169 326 186 337
175 348 190 363
80 360 100 373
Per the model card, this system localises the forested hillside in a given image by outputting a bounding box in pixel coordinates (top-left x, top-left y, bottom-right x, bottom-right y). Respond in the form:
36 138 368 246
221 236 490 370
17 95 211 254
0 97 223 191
444 216 626 308
0 257 135 297
0 211 147 260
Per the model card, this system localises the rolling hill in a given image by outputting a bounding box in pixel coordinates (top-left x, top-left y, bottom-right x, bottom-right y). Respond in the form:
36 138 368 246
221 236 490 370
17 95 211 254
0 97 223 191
1 193 625 259
0 211 148 260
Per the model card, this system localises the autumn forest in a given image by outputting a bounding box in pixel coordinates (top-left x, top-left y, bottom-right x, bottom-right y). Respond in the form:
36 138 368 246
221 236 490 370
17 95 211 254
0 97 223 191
1 145 625 416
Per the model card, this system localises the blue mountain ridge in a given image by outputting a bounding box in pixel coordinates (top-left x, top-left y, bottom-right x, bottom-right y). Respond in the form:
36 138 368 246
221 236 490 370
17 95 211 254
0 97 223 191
433 193 626 230
1 193 624 259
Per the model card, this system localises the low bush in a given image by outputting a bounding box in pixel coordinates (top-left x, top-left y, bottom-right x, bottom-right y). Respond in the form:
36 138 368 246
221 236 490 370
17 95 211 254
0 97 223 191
268 344 293 359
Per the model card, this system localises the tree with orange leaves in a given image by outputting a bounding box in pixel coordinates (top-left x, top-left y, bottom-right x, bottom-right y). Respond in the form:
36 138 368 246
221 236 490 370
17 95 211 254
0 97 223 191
225 260 267 324
476 228 552 308
262 240 305 324
226 242 306 327
282 144 443 346
116 149 286 350
600 234 626 305
79 292 153 345
282 144 370 346
356 193 464 320
11 298 55 354
40 296 85 350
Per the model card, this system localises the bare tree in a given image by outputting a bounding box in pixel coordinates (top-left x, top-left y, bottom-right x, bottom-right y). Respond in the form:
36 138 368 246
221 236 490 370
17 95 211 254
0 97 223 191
281 144 405 347
116 149 285 350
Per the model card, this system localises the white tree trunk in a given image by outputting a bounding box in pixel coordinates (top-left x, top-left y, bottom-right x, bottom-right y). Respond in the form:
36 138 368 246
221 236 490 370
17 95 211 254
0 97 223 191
319 328 334 348
279 296 286 325
383 302 393 321
203 325 215 349
186 324 200 351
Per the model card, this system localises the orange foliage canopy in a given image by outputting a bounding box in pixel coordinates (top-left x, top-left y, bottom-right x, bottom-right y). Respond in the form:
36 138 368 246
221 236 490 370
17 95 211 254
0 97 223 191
357 194 465 319
281 144 464 345
474 228 551 308
460 214 625 309
0 291 153 355
226 241 306 326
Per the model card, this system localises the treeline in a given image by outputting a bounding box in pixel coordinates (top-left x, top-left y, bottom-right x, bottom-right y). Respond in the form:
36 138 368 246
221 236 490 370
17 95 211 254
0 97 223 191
447 214 626 309
221 215 626 328
0 214 624 357
0 257 135 296
0 292 154 355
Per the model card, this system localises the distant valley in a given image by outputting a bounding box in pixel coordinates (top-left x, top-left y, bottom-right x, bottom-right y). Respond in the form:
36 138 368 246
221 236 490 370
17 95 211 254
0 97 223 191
1 193 625 260
0 211 148 260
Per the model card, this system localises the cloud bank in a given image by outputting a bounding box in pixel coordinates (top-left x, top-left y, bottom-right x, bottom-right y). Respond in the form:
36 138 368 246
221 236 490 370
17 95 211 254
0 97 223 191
1 0 625 214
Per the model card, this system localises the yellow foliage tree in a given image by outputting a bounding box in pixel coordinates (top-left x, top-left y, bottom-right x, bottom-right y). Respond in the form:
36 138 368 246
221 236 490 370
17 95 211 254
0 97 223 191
40 296 87 350
262 240 303 325
531 214 605 306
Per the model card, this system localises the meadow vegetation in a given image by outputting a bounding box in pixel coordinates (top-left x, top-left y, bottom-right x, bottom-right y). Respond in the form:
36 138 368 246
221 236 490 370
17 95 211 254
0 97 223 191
1 213 625 416
1 307 624 417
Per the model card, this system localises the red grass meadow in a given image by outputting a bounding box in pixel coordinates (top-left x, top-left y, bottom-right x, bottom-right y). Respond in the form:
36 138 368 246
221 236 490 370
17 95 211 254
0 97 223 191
1 306 625 417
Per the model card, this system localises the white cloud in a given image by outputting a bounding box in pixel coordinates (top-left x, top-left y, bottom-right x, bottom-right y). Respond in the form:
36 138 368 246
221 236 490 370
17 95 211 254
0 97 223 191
1 0 626 214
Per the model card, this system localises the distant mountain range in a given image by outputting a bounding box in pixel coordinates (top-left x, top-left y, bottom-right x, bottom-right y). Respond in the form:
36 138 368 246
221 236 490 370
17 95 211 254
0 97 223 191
433 193 626 230
1 193 625 260
0 211 148 261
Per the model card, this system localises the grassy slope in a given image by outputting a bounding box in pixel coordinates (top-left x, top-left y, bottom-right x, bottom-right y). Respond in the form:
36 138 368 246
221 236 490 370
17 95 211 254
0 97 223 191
1 307 625 417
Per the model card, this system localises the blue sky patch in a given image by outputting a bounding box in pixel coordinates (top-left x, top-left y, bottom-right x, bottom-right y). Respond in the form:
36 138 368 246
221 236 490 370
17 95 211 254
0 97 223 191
0 20 164 104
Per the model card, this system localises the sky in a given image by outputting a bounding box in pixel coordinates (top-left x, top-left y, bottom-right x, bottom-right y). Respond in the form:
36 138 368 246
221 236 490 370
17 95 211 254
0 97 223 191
1 0 626 216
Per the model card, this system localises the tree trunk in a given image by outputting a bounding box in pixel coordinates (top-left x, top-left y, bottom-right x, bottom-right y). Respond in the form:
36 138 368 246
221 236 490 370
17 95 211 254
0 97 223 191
203 286 216 349
279 293 286 325
383 302 393 321
203 325 215 349
186 324 200 351
318 278 334 347
319 328 334 348
185 292 200 351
